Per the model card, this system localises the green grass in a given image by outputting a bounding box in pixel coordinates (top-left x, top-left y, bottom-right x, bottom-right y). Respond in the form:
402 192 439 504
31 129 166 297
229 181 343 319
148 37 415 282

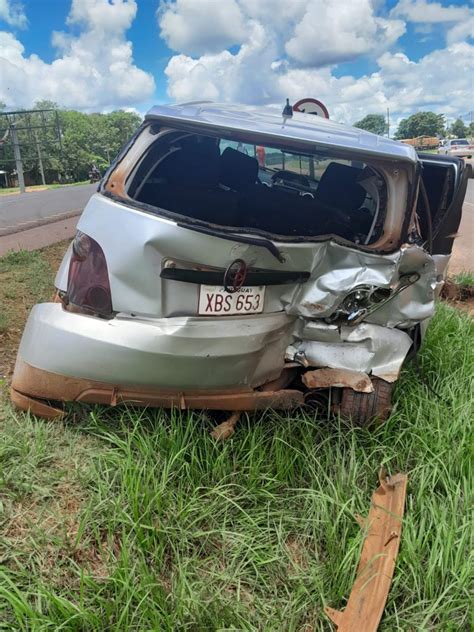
0 302 472 630
0 249 57 340
453 270 474 288
0 313 8 334
0 181 89 195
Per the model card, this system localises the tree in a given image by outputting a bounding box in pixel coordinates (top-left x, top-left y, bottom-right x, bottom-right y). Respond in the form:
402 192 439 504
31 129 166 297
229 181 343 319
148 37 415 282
394 111 445 139
449 118 468 138
353 114 388 136
0 104 143 186
34 99 60 111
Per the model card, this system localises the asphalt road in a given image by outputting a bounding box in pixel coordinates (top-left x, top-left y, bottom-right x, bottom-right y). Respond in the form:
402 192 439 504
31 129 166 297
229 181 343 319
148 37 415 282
0 183 97 233
450 177 473 274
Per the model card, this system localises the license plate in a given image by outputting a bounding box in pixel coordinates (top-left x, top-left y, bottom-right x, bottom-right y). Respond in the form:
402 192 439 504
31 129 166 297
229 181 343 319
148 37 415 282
198 285 265 316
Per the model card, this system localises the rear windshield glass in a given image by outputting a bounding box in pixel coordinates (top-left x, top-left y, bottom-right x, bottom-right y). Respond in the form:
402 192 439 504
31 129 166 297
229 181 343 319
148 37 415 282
452 139 468 145
126 130 387 244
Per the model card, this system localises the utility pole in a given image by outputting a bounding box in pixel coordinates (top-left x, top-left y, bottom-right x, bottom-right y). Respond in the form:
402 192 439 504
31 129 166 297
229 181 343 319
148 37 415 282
34 130 46 186
10 123 25 193
386 107 390 138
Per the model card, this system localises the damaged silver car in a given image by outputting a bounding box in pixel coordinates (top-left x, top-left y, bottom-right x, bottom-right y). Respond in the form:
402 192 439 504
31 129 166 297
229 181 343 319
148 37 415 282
11 102 470 424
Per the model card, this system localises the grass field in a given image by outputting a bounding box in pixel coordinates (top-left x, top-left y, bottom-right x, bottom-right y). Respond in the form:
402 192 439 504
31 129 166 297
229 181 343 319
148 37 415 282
0 245 472 630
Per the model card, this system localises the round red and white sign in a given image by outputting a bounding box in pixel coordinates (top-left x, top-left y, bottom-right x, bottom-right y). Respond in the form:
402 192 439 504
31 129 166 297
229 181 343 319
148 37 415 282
293 98 329 119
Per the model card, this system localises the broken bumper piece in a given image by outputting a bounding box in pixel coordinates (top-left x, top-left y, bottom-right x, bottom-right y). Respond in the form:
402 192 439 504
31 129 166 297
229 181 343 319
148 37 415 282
325 470 408 631
10 363 303 419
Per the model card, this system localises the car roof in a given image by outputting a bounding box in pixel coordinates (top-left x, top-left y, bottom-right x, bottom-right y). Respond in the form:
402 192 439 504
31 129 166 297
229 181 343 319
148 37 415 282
145 102 418 164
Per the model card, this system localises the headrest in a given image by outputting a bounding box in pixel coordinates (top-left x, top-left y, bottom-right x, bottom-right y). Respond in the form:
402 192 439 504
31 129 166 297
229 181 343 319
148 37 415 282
220 147 258 190
159 138 220 187
317 162 366 211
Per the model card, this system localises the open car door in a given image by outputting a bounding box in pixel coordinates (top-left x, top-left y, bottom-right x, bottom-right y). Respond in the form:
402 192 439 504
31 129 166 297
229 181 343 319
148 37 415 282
417 153 472 255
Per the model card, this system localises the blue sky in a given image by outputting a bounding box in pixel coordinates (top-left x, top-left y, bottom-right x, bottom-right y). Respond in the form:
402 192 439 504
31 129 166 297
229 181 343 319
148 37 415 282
20 1 168 94
0 0 472 125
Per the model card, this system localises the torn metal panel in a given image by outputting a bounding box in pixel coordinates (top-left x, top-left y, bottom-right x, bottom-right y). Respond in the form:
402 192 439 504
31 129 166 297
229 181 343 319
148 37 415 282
284 242 436 329
302 368 374 393
287 322 413 382
325 470 408 632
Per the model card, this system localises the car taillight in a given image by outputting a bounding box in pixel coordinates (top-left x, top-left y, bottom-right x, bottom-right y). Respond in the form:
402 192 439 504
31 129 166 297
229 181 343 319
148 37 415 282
67 230 113 317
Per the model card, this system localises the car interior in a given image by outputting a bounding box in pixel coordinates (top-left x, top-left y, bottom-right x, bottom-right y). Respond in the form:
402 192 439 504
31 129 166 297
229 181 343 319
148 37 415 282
128 132 386 244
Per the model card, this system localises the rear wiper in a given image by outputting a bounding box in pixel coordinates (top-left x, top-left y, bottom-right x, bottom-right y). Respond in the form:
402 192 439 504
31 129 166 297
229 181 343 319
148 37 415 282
177 223 285 263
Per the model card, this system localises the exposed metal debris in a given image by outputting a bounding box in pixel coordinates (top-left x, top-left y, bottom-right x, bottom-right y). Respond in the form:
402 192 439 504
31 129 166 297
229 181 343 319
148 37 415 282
287 321 413 382
210 411 241 440
302 368 374 393
325 470 408 631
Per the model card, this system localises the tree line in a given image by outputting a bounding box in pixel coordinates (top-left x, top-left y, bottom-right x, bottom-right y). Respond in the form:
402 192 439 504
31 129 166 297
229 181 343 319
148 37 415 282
0 100 142 185
354 111 473 139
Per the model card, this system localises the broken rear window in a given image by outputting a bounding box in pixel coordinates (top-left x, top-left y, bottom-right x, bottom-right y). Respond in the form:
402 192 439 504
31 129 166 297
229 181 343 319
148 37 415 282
126 131 387 244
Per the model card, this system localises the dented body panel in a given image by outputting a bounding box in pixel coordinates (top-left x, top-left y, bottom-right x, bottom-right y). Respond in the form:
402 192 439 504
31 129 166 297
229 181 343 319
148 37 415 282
10 102 470 421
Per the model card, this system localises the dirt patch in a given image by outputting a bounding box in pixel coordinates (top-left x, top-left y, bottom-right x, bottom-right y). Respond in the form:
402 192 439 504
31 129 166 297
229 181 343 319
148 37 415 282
0 241 69 380
2 481 117 585
285 535 310 572
440 280 474 316
3 482 83 545
72 531 122 581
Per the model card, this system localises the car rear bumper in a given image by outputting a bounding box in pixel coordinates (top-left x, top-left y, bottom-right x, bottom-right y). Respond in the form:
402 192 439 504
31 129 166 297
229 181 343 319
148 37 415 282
13 303 296 391
448 150 473 157
11 358 303 417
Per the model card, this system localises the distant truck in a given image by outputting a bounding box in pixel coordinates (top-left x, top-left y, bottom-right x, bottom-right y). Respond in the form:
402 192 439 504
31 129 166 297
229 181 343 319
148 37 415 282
399 136 439 150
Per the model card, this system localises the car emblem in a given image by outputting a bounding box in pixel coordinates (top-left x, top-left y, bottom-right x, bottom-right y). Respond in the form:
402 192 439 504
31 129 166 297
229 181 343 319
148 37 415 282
224 259 247 293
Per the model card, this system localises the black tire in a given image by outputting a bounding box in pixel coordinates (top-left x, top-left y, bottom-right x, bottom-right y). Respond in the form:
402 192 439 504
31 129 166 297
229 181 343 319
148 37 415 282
336 378 394 427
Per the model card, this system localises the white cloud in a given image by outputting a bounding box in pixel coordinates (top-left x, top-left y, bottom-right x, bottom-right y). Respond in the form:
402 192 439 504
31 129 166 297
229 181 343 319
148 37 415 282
158 0 247 56
160 0 406 68
162 0 473 126
0 0 155 110
165 36 473 126
392 0 470 23
0 0 26 28
392 0 473 44
285 0 405 66
279 41 474 125
165 21 280 103
446 16 474 44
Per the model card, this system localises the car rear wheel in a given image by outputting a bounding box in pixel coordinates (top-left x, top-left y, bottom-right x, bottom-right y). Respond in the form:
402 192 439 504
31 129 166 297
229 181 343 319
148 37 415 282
335 377 394 427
